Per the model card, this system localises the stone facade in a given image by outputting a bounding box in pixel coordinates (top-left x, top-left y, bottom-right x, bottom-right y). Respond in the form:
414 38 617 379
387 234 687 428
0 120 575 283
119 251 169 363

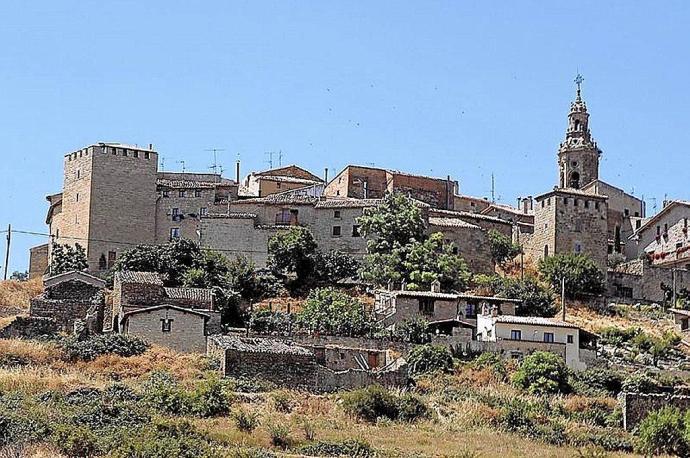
324 165 457 210
428 217 493 274
619 392 690 431
607 259 690 304
121 305 209 353
453 194 491 213
244 165 324 198
629 201 690 269
28 244 48 279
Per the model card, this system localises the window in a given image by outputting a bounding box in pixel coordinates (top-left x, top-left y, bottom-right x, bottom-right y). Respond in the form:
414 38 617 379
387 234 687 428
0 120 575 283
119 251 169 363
144 151 150 160
595 201 600 210
161 318 173 333
624 208 630 217
123 149 128 157
564 197 568 206
544 245 549 257
133 150 139 158
574 242 583 253
657 225 661 236
419 298 434 316
199 207 208 216
76 193 79 203
567 335 574 344
162 190 169 198
332 226 341 237
76 169 80 179
170 228 180 240
584 200 589 208
574 198 579 207
172 208 180 221
334 210 341 219
111 147 117 155
107 251 117 269
636 220 641 229
510 330 522 341
352 225 361 237
543 332 555 343
98 254 107 271
195 189 202 197
179 190 186 198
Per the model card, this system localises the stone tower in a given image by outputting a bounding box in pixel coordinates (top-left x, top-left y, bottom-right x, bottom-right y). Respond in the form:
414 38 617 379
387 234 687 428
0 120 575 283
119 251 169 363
558 75 601 190
58 143 158 272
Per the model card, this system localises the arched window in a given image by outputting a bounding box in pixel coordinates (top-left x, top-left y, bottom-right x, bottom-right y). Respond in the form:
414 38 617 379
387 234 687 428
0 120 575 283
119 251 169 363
569 171 580 189
574 120 581 131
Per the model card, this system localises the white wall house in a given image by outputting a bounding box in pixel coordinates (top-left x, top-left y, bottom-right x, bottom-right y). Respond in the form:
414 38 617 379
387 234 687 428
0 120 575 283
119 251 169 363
476 313 592 370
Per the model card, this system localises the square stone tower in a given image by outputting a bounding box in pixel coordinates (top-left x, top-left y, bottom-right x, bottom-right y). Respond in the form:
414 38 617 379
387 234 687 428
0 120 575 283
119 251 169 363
58 143 158 272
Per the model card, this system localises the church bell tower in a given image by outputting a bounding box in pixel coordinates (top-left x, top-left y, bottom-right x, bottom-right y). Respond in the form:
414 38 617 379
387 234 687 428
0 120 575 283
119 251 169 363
558 74 601 189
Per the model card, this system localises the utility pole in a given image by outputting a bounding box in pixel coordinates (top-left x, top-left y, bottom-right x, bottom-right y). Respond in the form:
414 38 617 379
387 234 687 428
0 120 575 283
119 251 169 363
3 224 11 281
672 268 678 309
561 276 566 321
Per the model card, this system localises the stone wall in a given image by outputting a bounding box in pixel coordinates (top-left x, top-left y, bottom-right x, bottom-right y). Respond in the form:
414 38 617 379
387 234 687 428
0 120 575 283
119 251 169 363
466 339 567 361
28 244 49 279
620 392 690 431
607 259 690 303
45 280 101 301
223 348 320 390
119 283 166 307
430 222 493 274
123 306 208 353
30 296 103 333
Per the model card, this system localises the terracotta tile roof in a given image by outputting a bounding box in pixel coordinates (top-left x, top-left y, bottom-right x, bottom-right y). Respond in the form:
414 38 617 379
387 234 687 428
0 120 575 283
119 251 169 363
428 217 480 229
429 208 512 225
115 271 165 286
202 212 257 219
535 187 608 201
164 287 213 303
257 175 321 185
234 195 319 205
156 178 218 189
315 198 384 209
494 315 579 329
209 335 314 356
121 304 210 323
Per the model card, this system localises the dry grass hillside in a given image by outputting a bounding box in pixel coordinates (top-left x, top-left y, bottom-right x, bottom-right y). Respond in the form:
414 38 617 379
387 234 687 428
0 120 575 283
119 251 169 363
0 278 41 317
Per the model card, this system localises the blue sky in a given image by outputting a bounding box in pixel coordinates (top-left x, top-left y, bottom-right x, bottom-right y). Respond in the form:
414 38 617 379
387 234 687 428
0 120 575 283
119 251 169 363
2 0 690 272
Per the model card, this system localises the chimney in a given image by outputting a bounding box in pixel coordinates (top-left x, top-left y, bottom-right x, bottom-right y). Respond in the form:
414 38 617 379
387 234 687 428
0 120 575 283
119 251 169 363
236 160 241 184
324 167 329 183
149 143 153 151
431 279 441 293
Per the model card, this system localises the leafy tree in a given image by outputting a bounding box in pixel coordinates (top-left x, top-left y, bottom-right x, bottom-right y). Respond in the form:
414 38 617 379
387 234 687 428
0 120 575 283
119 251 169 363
538 253 605 299
404 233 471 291
357 192 426 254
268 226 318 287
488 229 522 266
406 344 454 376
314 250 360 284
499 276 557 317
637 407 688 456
49 243 88 275
249 309 293 335
113 239 202 285
511 351 569 395
296 287 378 337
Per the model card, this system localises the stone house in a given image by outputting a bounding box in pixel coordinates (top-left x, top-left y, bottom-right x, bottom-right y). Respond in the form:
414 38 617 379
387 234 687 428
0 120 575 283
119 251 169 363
207 335 408 392
120 304 210 353
28 244 49 279
627 200 690 269
375 285 520 334
428 217 493 274
481 202 535 226
428 208 513 239
108 271 219 334
607 259 689 304
476 312 595 370
453 194 491 214
324 165 457 210
30 270 105 332
243 165 324 198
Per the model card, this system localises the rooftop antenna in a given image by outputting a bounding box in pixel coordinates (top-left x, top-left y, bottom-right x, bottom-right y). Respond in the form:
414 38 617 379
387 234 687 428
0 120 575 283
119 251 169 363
177 160 186 173
205 148 226 174
265 151 276 169
491 173 496 203
278 150 283 167
161 157 166 172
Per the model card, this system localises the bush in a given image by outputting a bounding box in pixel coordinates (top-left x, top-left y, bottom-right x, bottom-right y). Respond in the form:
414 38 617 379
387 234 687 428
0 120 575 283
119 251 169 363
396 393 429 422
497 399 534 431
472 352 508 380
109 419 217 458
233 409 260 432
488 229 522 266
538 253 605 298
341 385 399 422
391 316 431 344
300 439 374 457
271 391 293 413
500 277 557 318
142 371 189 415
637 407 688 456
266 422 291 449
249 310 292 336
511 351 569 395
62 334 149 361
620 373 662 394
406 344 454 376
569 368 624 396
188 376 233 417
51 424 99 458
296 288 378 337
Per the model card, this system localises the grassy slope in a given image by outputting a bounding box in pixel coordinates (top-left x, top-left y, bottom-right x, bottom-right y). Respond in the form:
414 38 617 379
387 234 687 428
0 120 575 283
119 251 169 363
0 278 42 317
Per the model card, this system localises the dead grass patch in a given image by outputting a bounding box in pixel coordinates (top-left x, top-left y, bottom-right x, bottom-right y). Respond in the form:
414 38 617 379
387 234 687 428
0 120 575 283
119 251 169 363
0 278 42 315
0 338 62 365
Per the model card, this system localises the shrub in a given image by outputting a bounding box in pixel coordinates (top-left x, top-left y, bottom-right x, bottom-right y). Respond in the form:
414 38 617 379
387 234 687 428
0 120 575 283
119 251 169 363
472 352 508 381
189 376 233 417
396 393 429 422
109 419 217 458
300 439 374 457
406 344 454 376
296 288 378 337
249 310 292 336
499 277 557 318
621 373 662 393
569 368 624 396
142 371 189 415
233 409 260 432
266 422 292 449
391 316 431 344
637 407 688 456
511 351 569 395
341 385 399 422
62 334 149 361
497 399 534 432
488 229 522 266
50 424 99 458
271 391 293 413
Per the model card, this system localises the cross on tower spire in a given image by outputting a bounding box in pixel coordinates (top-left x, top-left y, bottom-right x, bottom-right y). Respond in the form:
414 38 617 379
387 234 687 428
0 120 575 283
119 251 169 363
574 73 584 100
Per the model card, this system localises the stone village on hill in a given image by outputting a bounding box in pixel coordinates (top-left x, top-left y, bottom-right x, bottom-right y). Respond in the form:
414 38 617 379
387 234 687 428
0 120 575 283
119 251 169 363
14 79 690 427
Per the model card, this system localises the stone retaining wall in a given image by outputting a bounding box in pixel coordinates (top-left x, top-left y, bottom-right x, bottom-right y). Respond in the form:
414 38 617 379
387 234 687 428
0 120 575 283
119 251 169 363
620 392 690 431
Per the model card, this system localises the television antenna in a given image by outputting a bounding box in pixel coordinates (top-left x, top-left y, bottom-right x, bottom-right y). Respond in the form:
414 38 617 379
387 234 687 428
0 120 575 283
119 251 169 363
177 160 186 173
205 148 225 174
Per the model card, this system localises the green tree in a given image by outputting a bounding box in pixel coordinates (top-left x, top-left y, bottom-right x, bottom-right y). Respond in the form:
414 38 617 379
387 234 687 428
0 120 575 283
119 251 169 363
357 192 426 254
314 250 360 284
404 233 471 291
49 243 88 275
498 276 557 317
113 239 202 285
392 316 431 344
268 226 318 287
538 253 605 299
406 344 454 376
296 287 378 337
488 229 522 266
511 351 569 395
